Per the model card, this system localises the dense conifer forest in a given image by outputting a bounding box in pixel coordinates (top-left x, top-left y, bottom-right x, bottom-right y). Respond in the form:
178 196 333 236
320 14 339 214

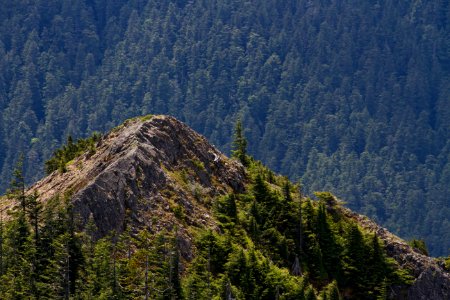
0 136 415 299
0 0 449 255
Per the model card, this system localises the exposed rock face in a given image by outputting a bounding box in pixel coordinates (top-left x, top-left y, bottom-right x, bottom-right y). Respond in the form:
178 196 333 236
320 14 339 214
30 115 246 257
20 115 450 297
342 208 450 300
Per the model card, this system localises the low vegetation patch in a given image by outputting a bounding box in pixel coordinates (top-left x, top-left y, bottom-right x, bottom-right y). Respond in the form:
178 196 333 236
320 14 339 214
45 132 101 174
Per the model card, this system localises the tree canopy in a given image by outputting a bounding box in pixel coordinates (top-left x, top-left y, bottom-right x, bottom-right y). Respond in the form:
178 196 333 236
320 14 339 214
0 0 448 255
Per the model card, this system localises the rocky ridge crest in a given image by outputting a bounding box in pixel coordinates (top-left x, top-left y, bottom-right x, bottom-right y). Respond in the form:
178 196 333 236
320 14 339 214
28 115 245 257
342 208 450 299
3 115 449 298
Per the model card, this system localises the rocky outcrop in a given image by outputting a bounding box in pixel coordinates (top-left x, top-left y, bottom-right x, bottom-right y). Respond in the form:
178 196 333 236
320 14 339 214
29 115 246 257
342 207 450 300
19 115 450 297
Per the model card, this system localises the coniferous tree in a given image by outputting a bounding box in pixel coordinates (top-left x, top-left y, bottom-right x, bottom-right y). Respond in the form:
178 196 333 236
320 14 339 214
316 203 341 281
231 119 249 166
326 280 341 300
343 224 368 296
26 191 41 243
9 155 27 215
305 286 318 300
164 234 183 300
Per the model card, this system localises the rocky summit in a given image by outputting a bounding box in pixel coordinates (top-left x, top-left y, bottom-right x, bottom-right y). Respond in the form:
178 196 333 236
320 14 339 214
28 115 245 256
2 115 449 299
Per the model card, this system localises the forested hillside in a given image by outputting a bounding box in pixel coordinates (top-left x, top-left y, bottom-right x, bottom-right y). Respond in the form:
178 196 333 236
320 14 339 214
0 0 449 255
0 116 427 299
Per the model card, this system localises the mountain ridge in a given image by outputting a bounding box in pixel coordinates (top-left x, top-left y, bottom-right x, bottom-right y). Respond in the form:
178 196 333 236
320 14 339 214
28 115 245 242
2 115 449 299
1 0 448 256
340 207 450 298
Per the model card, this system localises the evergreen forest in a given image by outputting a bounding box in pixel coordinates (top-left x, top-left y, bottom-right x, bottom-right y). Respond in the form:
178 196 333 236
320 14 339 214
0 142 414 299
0 0 449 256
